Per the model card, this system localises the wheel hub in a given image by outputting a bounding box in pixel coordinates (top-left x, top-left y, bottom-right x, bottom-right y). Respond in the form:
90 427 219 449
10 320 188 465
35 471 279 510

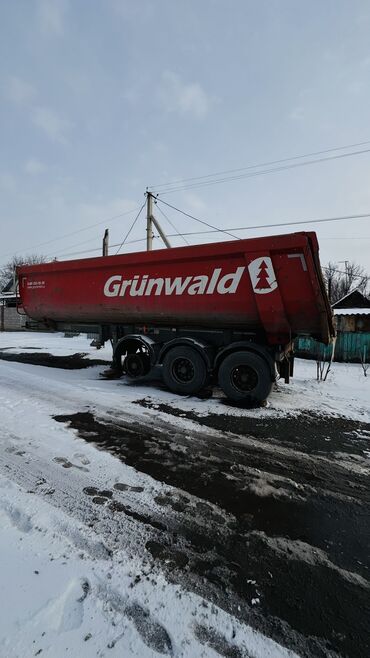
231 365 258 392
172 357 195 383
125 353 146 378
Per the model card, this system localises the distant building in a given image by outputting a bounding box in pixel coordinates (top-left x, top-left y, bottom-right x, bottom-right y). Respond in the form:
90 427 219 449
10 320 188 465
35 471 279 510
0 279 41 331
296 289 370 362
332 289 370 333
0 279 26 331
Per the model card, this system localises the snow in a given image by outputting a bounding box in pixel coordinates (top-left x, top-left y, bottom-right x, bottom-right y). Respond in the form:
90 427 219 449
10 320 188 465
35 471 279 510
0 331 303 658
1 330 369 425
333 307 370 315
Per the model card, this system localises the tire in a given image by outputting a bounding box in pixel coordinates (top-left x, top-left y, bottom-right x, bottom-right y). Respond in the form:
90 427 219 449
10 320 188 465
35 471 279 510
162 346 208 395
124 352 151 379
218 351 273 404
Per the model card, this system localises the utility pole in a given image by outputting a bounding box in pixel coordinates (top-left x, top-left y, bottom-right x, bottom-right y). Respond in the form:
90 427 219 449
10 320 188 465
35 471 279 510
102 228 109 256
339 260 349 291
146 192 154 251
146 191 171 251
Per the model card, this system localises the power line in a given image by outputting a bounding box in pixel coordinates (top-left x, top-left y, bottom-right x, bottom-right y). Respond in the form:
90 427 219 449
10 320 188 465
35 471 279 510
149 138 370 190
54 237 150 259
115 202 146 255
50 234 105 258
0 205 142 260
54 237 370 266
54 226 370 256
322 267 368 282
49 209 370 259
155 198 241 240
154 148 370 195
156 203 370 235
155 203 190 245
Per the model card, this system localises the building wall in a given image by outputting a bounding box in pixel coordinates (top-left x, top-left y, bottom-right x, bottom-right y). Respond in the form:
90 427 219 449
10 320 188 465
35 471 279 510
0 305 28 331
335 315 370 332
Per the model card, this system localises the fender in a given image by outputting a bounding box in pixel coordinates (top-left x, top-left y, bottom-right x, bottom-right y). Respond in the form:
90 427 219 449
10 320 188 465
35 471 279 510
113 334 160 366
214 341 276 380
158 337 214 370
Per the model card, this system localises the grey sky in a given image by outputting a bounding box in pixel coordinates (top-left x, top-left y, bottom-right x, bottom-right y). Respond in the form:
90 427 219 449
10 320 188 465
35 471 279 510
1 0 370 274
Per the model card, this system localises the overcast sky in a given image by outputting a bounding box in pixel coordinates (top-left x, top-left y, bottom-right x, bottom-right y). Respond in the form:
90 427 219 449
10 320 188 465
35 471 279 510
1 0 370 274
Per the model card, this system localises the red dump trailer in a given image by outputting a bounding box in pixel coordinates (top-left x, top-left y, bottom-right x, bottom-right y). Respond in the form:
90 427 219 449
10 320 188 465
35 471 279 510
17 232 334 403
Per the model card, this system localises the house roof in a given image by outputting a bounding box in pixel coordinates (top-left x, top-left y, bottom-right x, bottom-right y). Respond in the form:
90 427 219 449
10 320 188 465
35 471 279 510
332 289 370 310
1 278 16 293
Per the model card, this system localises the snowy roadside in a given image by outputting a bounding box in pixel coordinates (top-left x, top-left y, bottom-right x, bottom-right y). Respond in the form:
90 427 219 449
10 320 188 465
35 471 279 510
1 331 369 423
1 476 297 658
0 332 301 658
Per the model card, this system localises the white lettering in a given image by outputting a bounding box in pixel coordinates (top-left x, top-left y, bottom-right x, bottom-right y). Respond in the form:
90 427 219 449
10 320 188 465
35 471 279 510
130 274 148 296
165 276 192 295
206 268 221 294
145 278 164 296
103 267 245 298
119 279 132 296
188 275 209 295
104 275 122 297
217 267 245 294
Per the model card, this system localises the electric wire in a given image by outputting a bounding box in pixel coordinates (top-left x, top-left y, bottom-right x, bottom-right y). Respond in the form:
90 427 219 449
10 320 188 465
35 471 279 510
149 139 370 190
50 211 370 260
155 202 370 235
54 237 151 259
0 205 143 260
155 203 190 245
154 148 370 195
155 198 241 241
115 201 146 255
322 267 367 279
51 234 107 258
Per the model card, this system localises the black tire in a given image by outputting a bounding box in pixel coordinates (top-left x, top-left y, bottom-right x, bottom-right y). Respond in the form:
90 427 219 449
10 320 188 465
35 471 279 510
162 346 208 395
124 352 151 378
218 351 273 404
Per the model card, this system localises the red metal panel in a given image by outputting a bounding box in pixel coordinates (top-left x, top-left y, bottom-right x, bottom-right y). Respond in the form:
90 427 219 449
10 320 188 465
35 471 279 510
17 232 335 345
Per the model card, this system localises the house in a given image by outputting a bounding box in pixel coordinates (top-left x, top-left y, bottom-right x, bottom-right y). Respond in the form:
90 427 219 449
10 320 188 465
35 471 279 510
332 289 370 333
0 279 41 331
295 289 370 362
0 279 26 331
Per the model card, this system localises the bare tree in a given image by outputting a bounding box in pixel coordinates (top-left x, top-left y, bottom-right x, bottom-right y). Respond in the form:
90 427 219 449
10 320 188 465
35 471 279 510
316 340 335 382
323 261 369 304
360 346 370 377
0 254 47 291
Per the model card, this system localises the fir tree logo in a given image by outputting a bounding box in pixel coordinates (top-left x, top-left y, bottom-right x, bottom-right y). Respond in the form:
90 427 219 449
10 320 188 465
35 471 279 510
255 260 270 290
248 257 278 295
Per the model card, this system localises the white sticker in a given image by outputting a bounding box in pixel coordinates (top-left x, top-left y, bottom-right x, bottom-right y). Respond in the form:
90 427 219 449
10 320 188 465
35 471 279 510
248 257 278 295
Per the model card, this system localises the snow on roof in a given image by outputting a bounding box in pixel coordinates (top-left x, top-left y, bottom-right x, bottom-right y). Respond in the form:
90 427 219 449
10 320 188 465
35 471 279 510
0 291 17 300
334 307 370 316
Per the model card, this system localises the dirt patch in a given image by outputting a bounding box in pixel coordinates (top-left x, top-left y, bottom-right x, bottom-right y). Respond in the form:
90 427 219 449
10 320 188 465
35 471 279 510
134 398 370 458
0 351 108 369
53 409 370 658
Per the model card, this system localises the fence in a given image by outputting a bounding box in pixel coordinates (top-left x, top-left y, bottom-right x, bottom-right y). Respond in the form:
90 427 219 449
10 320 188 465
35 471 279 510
295 332 370 362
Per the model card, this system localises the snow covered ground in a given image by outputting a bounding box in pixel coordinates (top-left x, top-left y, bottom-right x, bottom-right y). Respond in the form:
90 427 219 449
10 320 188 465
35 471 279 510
0 332 302 658
1 330 369 423
0 331 369 657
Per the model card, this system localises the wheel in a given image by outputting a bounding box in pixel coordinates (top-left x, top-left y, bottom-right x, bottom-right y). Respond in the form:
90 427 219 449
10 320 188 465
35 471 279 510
124 352 150 378
218 351 273 404
162 346 208 395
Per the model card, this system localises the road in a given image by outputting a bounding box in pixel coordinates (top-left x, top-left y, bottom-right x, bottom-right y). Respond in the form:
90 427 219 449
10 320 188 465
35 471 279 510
0 346 369 658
